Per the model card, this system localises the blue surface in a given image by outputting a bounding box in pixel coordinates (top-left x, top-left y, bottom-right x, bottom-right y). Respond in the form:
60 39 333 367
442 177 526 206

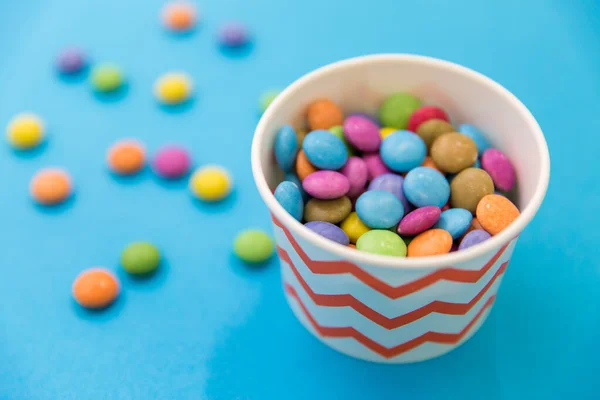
0 0 598 399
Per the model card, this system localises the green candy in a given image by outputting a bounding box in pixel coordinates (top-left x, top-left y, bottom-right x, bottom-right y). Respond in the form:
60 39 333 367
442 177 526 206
121 242 161 275
91 63 124 92
356 230 407 257
328 125 355 155
259 89 280 113
378 93 422 129
234 229 274 264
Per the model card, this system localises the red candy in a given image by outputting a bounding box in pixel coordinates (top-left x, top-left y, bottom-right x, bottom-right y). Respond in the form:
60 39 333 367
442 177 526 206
407 106 449 132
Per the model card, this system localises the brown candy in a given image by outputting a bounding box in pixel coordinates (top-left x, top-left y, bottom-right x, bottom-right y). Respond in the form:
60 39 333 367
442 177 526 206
450 168 495 214
304 196 352 224
416 119 455 149
307 99 344 130
431 133 478 173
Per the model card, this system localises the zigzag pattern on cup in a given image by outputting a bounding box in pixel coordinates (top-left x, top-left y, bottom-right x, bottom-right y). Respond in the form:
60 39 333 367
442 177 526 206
271 214 510 299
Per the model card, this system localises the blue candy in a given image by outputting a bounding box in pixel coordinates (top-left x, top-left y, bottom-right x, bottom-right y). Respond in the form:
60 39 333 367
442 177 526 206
274 181 303 221
403 167 450 208
380 130 426 172
458 124 491 155
302 130 348 170
305 221 350 246
367 173 411 214
274 125 298 172
355 190 404 229
434 208 473 239
473 158 481 168
284 173 309 202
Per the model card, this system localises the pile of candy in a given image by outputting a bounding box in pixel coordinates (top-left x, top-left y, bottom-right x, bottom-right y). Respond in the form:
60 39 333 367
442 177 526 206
273 94 520 257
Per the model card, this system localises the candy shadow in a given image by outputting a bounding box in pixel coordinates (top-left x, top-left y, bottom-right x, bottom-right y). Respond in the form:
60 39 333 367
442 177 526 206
152 173 190 191
190 189 238 213
71 292 126 321
57 67 89 84
33 193 77 215
157 96 197 114
93 82 130 104
218 41 255 59
162 25 201 39
228 252 275 278
116 259 171 292
11 140 49 159
108 168 149 185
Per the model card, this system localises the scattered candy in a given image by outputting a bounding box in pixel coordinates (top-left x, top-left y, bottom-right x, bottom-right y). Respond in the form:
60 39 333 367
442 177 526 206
91 63 124 93
56 48 87 75
340 156 368 197
302 129 347 170
72 268 119 309
340 212 370 244
416 119 454 149
458 124 491 155
458 229 491 250
403 167 450 208
328 125 355 156
304 196 351 224
343 115 381 152
307 99 343 130
152 145 191 179
107 140 146 175
305 221 349 246
274 181 304 221
295 150 318 181
378 92 421 129
302 170 349 200
356 190 404 229
380 130 426 172
363 152 391 180
368 173 411 213
274 125 298 172
259 89 280 113
189 165 232 202
30 168 72 205
121 242 161 275
356 230 406 256
433 208 473 239
154 72 192 105
379 127 396 140
283 173 309 202
162 2 197 32
6 113 45 150
219 22 249 47
397 206 441 236
421 156 442 173
430 133 478 173
407 106 449 132
407 229 453 257
450 168 494 213
476 194 520 235
481 148 516 191
233 229 274 264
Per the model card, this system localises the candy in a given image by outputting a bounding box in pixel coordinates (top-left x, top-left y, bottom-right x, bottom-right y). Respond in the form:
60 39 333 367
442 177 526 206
162 1 197 32
259 89 280 113
378 92 421 129
6 113 44 150
348 112 380 126
363 152 392 180
340 212 370 244
189 165 232 202
380 127 397 139
295 129 308 148
481 148 516 191
397 206 441 236
302 170 350 199
91 63 124 93
154 72 192 105
302 129 348 170
458 124 491 155
458 229 491 250
121 242 161 275
72 268 119 309
233 229 274 264
403 167 450 208
407 106 449 132
356 230 407 256
450 168 494 213
107 140 146 175
152 145 191 179
274 181 303 221
304 196 351 224
430 132 478 173
219 22 249 47
307 99 343 130
421 156 442 173
295 149 318 180
380 130 426 172
476 194 520 235
30 168 72 205
305 221 350 246
356 190 404 229
343 115 381 152
416 119 455 149
368 173 411 213
56 48 86 75
283 173 309 202
328 125 355 155
340 156 368 197
274 125 298 172
407 229 453 257
434 208 473 239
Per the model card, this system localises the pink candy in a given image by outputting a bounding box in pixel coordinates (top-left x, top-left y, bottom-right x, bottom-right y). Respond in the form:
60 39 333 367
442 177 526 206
363 153 391 181
407 106 449 132
152 146 191 179
343 115 381 152
397 206 441 236
340 156 368 198
481 148 516 191
302 170 350 199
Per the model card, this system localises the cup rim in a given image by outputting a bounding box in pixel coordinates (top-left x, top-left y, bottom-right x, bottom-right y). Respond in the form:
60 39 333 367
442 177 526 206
251 54 550 269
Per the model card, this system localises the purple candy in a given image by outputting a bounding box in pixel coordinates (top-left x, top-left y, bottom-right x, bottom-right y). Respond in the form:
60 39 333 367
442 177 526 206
458 229 491 250
348 112 380 127
368 173 411 214
397 206 441 236
343 115 381 152
219 22 249 47
305 221 350 246
481 148 516 191
340 156 368 198
302 170 350 200
56 48 86 74
363 153 392 181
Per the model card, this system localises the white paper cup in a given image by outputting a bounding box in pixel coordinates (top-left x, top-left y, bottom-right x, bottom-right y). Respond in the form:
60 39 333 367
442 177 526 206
251 54 550 363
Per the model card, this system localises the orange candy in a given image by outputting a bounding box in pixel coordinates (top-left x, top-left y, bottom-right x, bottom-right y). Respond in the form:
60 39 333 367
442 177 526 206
421 156 443 173
476 194 520 235
107 140 146 175
296 149 318 180
30 168 72 205
307 99 343 130
161 2 197 32
72 268 120 309
464 217 484 236
407 229 453 257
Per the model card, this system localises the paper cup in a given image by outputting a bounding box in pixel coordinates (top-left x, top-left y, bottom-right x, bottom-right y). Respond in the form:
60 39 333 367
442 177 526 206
251 55 550 363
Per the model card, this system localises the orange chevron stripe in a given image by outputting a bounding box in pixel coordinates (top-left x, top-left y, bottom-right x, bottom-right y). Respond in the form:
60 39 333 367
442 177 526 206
272 214 510 299
285 283 496 359
279 245 507 330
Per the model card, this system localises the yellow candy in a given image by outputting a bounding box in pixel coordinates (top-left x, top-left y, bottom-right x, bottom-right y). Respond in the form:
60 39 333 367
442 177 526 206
380 127 397 140
189 165 232 201
6 113 45 150
154 72 192 105
340 212 370 244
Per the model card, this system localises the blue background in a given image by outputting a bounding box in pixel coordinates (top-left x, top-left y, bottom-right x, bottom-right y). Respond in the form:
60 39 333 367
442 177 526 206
1 0 598 399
